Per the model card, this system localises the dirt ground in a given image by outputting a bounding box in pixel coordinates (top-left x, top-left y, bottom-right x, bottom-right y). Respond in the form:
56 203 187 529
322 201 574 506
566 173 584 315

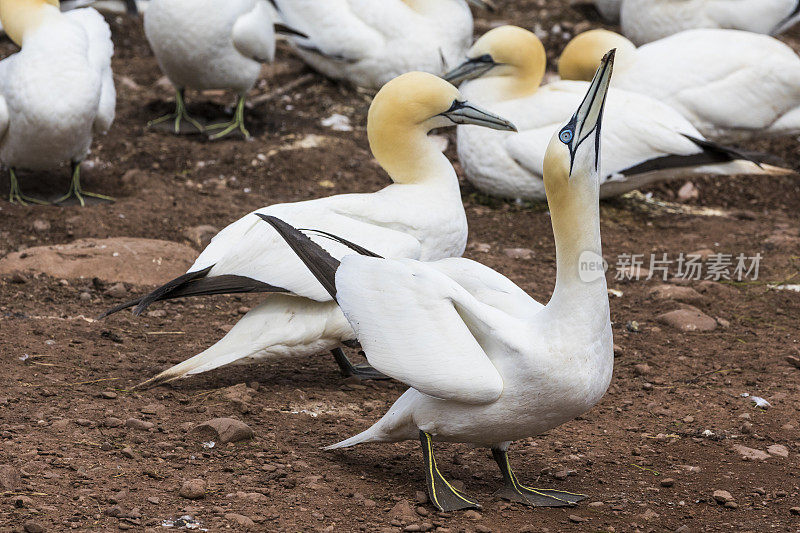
1 1 800 532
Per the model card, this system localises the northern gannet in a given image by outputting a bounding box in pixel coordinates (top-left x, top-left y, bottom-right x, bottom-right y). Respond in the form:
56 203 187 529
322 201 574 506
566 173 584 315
0 0 115 206
620 0 800 45
559 28 800 141
444 26 787 202
259 51 617 511
143 0 300 139
100 72 516 385
272 0 493 90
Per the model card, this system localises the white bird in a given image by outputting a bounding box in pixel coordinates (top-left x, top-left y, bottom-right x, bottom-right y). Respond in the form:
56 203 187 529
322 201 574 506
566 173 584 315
259 51 617 511
620 0 800 45
99 72 516 386
0 0 115 206
143 0 301 140
559 28 800 141
443 26 787 202
271 0 494 90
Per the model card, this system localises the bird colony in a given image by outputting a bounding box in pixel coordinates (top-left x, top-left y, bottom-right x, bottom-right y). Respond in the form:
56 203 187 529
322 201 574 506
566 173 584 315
0 0 798 531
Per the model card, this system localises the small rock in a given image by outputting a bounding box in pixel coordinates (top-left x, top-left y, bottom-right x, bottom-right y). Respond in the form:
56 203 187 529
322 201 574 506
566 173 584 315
568 514 586 523
404 526 421 533
475 526 492 533
23 521 45 533
146 497 160 505
613 344 622 357
648 285 704 303
415 491 428 504
740 422 753 434
121 447 136 459
767 444 789 458
641 508 659 520
184 225 219 249
464 510 482 520
415 506 428 516
724 501 738 509
503 248 534 260
712 490 734 504
32 219 51 232
140 404 161 415
389 499 417 522
682 416 694 423
786 355 800 370
105 283 127 298
100 391 117 399
660 478 674 487
146 309 167 318
790 507 800 515
553 469 569 480
104 417 124 428
79 291 91 301
633 363 651 376
125 418 154 431
224 513 255 528
193 418 254 444
657 309 717 332
677 181 699 202
179 479 206 500
732 444 770 461
716 317 730 328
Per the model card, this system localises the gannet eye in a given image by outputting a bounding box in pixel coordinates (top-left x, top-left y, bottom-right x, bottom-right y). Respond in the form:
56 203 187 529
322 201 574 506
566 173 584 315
559 129 573 144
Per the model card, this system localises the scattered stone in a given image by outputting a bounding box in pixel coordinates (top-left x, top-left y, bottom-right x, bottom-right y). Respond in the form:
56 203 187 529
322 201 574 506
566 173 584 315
121 447 136 459
786 355 800 370
146 497 160 505
140 404 161 415
740 422 753 434
106 283 128 298
125 418 154 431
23 521 45 533
732 444 770 461
790 507 800 515
657 309 717 332
104 417 124 428
100 391 118 399
553 469 569 480
568 514 586 523
179 479 206 500
641 508 659 520
0 237 196 286
724 501 738 509
184 225 219 249
0 465 22 490
415 491 428 504
713 490 734 504
225 513 255 528
146 309 167 318
660 478 674 487
32 219 51 232
767 444 789 458
193 418 254 444
613 344 622 357
464 510 482 520
390 500 417 522
682 416 694 423
503 248 534 260
633 363 651 376
716 317 730 328
677 181 698 201
403 525 421 533
648 284 704 304
475 526 492 533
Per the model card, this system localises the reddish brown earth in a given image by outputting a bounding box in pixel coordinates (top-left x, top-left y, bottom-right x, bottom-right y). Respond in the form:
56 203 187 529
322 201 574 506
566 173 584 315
1 2 800 532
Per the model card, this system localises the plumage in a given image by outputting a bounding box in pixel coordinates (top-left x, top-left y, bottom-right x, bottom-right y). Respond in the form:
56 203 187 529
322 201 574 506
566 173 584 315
143 0 283 138
594 0 621 22
261 53 616 509
102 72 516 387
559 29 800 140
620 0 800 45
446 26 788 202
0 0 115 205
272 0 478 90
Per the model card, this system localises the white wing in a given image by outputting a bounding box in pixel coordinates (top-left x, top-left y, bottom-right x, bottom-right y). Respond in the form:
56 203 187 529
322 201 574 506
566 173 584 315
232 0 276 63
189 195 424 302
65 8 116 133
336 256 526 404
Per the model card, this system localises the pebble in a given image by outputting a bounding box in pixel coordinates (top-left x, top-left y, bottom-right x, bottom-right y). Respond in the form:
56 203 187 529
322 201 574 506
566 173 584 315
568 514 586 523
224 513 255 528
732 444 770 461
79 291 92 301
682 416 694 423
463 510 482 520
140 404 161 415
660 478 674 487
184 225 219 249
121 447 136 459
677 181 698 201
390 500 417 522
767 444 789 458
633 363 651 376
146 310 167 318
503 248 534 260
415 506 429 516
724 501 738 509
0 464 22 490
23 521 45 533
100 391 118 400
192 418 254 444
415 491 428 504
105 283 128 298
404 525 421 532
553 469 569 480
475 526 492 533
790 507 800 515
647 284 704 304
125 418 154 431
657 309 717 332
104 417 124 428
179 479 206 500
146 497 160 505
32 219 51 232
786 355 800 369
712 490 734 504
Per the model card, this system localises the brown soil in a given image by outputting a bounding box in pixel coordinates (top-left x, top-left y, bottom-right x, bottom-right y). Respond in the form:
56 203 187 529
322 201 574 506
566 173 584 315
1 2 800 532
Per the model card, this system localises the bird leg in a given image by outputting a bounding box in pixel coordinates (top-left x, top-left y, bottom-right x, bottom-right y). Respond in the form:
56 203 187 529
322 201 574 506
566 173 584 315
206 94 250 140
330 347 389 380
491 447 586 507
54 162 114 207
8 168 49 205
147 88 205 134
419 431 481 512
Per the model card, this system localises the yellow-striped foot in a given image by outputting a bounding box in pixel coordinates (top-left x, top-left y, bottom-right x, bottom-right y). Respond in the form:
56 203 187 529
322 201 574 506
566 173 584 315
492 448 586 507
8 168 49 205
419 431 481 512
331 347 389 380
206 95 250 140
54 162 114 207
148 88 205 135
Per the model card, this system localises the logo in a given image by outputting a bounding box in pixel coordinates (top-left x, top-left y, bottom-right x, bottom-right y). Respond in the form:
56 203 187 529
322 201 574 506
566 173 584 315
578 250 608 283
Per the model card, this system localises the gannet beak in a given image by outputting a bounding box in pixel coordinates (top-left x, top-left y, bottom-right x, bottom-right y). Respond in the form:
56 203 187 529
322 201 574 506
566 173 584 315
440 100 517 132
274 22 309 39
443 54 496 85
561 49 614 172
466 0 497 12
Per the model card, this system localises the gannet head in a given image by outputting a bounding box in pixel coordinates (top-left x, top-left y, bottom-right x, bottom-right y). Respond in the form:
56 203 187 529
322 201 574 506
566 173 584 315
558 29 635 82
0 0 60 46
443 25 546 100
544 49 614 192
368 71 516 183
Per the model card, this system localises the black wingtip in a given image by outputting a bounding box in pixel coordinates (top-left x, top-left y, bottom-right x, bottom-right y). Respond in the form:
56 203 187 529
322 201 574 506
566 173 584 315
256 214 341 301
274 23 309 39
97 297 144 320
